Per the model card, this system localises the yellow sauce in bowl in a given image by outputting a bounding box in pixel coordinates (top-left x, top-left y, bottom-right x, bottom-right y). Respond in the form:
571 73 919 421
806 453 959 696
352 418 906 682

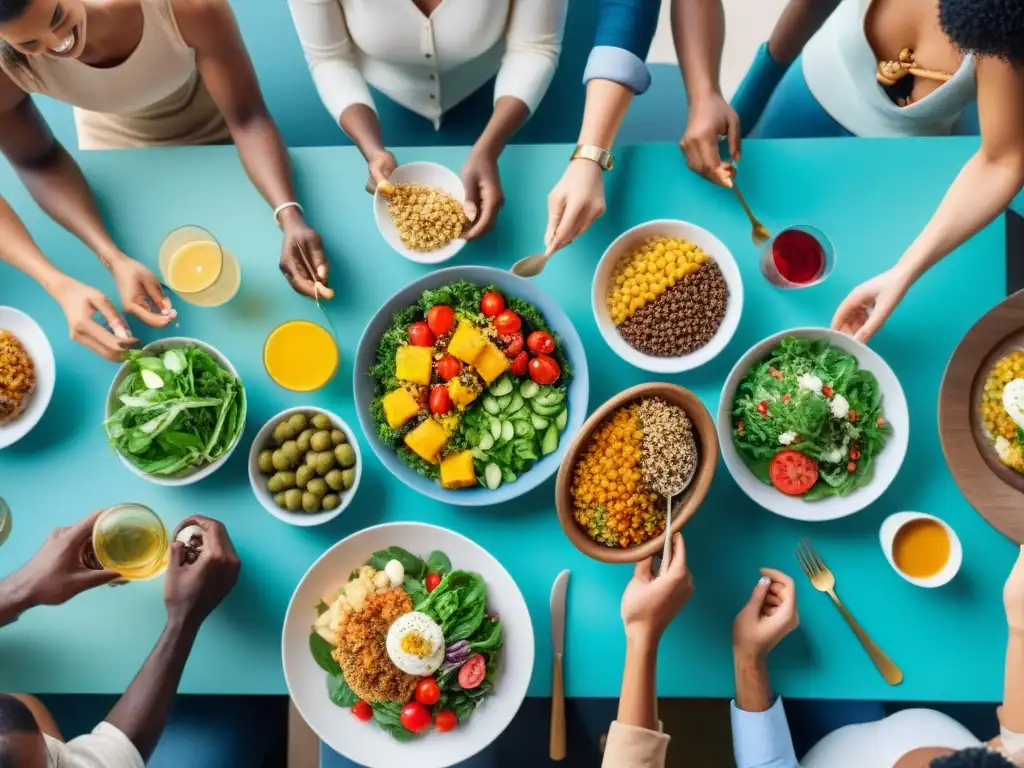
264 320 338 392
892 518 950 579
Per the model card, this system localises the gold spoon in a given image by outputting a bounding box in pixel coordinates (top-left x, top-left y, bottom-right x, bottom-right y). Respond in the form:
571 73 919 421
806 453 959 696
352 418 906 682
732 179 771 248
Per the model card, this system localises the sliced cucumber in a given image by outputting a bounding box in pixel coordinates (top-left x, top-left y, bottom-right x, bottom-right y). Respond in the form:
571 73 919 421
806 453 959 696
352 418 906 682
507 405 531 423
531 401 564 417
534 388 565 407
501 467 517 484
530 413 550 430
489 376 514 397
484 463 502 490
472 447 488 461
540 424 559 456
513 420 533 438
496 394 512 412
554 408 568 431
519 380 540 399
489 417 502 441
504 393 524 416
478 432 495 451
500 420 515 443
482 396 500 415
516 444 538 461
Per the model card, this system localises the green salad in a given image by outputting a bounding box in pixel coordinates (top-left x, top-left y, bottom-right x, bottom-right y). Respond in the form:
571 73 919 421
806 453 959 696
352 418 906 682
731 337 891 499
104 346 245 476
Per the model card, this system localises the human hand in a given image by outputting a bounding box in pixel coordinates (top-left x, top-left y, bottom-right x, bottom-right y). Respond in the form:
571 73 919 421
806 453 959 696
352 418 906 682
279 212 334 301
365 148 397 195
621 534 694 645
831 266 913 343
680 94 740 187
14 510 120 606
545 159 606 256
165 516 240 631
108 253 176 327
461 148 504 240
50 274 139 361
1005 546 1024 635
732 569 799 662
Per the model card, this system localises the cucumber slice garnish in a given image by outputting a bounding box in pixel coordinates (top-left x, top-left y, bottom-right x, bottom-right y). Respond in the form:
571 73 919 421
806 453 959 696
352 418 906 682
540 424 559 455
484 463 502 490
530 413 549 430
482 396 500 415
555 408 568 431
519 380 540 399
504 393 524 416
514 421 533 438
478 432 495 451
489 376 514 397
489 417 502 441
500 420 515 443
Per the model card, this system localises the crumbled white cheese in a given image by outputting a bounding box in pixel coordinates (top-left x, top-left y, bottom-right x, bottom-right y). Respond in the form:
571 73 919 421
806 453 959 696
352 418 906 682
384 559 405 588
996 436 1012 461
822 448 844 464
778 431 798 446
797 374 823 395
830 394 850 420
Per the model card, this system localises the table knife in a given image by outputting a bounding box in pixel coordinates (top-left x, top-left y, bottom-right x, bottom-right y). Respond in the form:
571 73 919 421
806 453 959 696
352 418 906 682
550 569 570 761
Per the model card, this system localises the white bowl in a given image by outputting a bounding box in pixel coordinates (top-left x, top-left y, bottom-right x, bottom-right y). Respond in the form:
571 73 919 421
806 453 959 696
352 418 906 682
283 522 534 768
105 337 245 486
0 307 55 450
880 511 963 588
374 161 467 264
718 327 909 521
592 219 744 373
248 407 361 526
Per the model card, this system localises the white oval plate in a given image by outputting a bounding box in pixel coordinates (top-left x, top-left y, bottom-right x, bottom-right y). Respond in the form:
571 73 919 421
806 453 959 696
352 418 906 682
373 162 467 264
0 307 55 450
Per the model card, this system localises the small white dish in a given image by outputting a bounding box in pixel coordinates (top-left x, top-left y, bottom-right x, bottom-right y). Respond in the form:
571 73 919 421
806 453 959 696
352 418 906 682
0 307 55 450
248 406 361 527
105 337 245 486
880 511 963 588
592 219 743 373
373 161 467 264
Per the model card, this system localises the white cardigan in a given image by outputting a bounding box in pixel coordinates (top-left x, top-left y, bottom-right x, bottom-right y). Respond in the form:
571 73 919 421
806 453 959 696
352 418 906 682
287 0 566 129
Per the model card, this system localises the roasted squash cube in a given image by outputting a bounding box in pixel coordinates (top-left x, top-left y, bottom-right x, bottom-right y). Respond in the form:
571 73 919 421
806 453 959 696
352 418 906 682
440 451 477 489
381 388 421 429
403 419 449 463
473 343 511 384
447 322 486 364
447 378 480 410
396 345 432 385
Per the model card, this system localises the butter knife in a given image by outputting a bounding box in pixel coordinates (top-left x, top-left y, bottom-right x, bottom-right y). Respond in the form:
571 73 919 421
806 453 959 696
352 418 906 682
550 569 569 761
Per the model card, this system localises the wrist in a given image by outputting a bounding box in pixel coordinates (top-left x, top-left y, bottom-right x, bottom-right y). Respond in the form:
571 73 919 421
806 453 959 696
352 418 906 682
95 246 128 271
0 570 40 619
624 625 660 651
470 138 501 163
689 84 724 104
40 267 71 299
164 610 202 641
733 645 769 667
276 204 306 230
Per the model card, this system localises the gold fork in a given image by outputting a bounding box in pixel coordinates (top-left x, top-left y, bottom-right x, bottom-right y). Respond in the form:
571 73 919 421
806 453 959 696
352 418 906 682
796 539 904 686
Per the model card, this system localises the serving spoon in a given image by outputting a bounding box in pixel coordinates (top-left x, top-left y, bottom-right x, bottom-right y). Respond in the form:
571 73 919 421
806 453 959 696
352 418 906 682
510 251 550 278
658 461 697 575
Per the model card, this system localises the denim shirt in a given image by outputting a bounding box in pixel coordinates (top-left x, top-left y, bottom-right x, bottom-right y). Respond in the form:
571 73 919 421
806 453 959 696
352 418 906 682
584 0 661 94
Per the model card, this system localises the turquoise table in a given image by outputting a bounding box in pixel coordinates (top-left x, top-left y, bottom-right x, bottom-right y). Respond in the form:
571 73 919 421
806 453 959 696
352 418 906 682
0 139 1017 703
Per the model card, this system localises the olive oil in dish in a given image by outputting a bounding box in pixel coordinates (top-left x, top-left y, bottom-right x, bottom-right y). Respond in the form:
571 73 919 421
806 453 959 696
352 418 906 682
263 320 338 392
90 504 169 580
892 518 950 579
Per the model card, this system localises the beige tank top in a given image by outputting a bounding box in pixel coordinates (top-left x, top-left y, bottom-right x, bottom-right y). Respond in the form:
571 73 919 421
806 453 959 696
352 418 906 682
0 0 230 149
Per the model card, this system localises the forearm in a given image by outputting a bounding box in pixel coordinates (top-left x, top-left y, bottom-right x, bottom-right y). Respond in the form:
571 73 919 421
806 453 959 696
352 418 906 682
734 652 775 712
577 79 634 150
0 569 38 628
228 113 299 212
1002 631 1024 731
339 104 386 160
473 97 530 158
617 633 659 730
105 616 199 760
672 0 726 101
768 0 839 64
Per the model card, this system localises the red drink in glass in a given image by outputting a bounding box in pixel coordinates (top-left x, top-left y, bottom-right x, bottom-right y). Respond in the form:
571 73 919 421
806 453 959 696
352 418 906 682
760 225 834 288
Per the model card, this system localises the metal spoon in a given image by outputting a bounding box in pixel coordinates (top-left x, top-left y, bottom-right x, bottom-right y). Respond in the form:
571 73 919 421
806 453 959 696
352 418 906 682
732 180 771 248
657 461 697 575
510 251 550 278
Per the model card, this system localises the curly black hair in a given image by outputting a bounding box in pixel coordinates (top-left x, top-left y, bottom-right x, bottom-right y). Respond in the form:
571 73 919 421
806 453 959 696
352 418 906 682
940 0 1024 64
931 748 1017 768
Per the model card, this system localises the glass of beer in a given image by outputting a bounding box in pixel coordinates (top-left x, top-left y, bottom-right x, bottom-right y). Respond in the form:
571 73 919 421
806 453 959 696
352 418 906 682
91 504 169 580
158 225 241 307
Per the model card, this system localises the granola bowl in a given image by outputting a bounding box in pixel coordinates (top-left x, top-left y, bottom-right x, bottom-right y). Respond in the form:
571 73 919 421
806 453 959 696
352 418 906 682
373 162 467 264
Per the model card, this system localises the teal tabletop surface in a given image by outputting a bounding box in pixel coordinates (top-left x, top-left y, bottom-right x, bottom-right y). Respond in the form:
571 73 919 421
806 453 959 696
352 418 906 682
0 139 1017 701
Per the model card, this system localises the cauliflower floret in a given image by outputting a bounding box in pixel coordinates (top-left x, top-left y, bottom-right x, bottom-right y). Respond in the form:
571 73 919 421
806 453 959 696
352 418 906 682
778 431 798 446
373 570 391 590
345 582 369 612
830 394 850 419
797 374 823 395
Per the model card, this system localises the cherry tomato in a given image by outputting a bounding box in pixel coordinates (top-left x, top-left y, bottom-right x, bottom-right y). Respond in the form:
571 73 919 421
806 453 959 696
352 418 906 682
526 331 555 355
848 409 858 423
493 310 521 335
481 292 505 318
510 351 529 377
436 355 461 381
426 305 456 337
782 394 791 403
822 385 834 398
426 572 442 592
351 701 372 721
429 385 453 415
400 702 431 733
528 355 560 385
847 462 857 473
415 677 441 707
502 332 524 358
877 416 887 427
769 450 819 496
434 709 458 733
849 446 861 461
408 322 435 347
458 654 487 689
757 400 769 417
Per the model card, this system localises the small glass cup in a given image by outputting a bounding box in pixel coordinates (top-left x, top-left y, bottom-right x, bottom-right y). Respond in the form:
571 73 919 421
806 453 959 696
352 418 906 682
89 504 169 581
158 225 241 307
759 224 835 289
0 497 11 548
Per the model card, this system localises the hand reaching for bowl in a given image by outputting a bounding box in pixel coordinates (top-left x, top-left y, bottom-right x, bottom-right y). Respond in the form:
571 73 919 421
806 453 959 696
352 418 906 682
107 253 176 327
831 267 913 343
49 274 139 361
365 148 398 195
165 516 240 631
732 568 799 662
620 533 694 645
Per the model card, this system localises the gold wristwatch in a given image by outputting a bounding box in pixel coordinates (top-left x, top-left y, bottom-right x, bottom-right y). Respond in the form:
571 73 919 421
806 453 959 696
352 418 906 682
571 144 615 171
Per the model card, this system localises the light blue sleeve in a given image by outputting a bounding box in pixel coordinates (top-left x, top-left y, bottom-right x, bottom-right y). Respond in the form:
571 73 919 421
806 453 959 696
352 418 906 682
583 46 652 94
730 696 800 768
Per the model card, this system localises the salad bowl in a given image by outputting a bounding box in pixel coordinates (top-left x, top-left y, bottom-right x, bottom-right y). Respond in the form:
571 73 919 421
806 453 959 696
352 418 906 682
282 522 533 768
718 328 909 521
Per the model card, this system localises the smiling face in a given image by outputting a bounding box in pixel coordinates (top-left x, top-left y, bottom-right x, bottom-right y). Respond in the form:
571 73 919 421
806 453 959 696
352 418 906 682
0 0 87 60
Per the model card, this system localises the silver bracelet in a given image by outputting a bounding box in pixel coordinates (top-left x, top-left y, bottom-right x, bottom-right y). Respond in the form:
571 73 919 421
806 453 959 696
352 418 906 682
273 201 304 227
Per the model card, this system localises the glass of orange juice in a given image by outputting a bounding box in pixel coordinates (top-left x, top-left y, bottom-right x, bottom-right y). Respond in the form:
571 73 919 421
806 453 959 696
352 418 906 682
264 320 339 391
159 225 241 307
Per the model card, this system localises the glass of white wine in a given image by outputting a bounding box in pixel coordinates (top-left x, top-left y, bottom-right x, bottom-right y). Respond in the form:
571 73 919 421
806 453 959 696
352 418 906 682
158 225 241 307
90 504 169 581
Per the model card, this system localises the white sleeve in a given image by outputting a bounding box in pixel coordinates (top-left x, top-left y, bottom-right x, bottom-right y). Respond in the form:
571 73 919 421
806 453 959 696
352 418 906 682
63 722 144 768
493 0 567 113
286 0 376 124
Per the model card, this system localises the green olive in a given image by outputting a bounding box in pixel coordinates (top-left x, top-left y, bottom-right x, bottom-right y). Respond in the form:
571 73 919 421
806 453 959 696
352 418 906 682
271 470 296 490
273 421 296 445
288 413 309 433
302 491 321 513
334 444 356 469
315 451 336 475
341 468 356 490
321 494 341 511
267 474 284 494
311 413 332 431
324 469 345 491
296 464 315 489
331 429 347 446
305 450 319 468
307 478 328 497
280 441 301 467
258 450 275 474
271 449 291 472
274 492 288 509
310 431 333 452
284 488 303 511
296 429 315 454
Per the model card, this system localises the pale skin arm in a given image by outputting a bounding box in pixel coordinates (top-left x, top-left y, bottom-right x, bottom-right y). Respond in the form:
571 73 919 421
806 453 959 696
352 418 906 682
617 634 660 730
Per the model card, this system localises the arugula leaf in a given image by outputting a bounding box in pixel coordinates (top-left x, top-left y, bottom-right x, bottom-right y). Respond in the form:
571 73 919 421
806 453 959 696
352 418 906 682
426 550 452 576
327 672 359 707
309 633 340 675
371 702 415 742
403 578 428 605
417 571 487 641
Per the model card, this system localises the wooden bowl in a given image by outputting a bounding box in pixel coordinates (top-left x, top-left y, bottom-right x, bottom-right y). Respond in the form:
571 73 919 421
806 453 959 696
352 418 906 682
555 383 718 563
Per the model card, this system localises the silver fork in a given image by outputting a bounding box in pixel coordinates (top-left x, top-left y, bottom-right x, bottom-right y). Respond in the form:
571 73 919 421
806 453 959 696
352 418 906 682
796 539 903 686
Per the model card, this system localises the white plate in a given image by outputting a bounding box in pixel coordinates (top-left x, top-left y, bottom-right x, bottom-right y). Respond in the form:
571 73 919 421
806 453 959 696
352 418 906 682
248 407 361 526
0 307 55 449
373 162 467 264
283 522 534 768
592 219 744 373
718 327 909 521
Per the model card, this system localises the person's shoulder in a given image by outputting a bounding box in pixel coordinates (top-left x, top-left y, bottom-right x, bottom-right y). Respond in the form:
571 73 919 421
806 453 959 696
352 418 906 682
168 0 233 27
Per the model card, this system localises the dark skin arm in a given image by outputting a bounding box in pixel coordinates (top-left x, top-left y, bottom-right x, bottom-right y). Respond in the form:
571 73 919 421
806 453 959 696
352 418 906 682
768 0 840 64
461 96 528 239
174 0 333 299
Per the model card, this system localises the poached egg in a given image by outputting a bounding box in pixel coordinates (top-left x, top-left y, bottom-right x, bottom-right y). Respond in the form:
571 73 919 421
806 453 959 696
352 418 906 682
386 611 445 676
